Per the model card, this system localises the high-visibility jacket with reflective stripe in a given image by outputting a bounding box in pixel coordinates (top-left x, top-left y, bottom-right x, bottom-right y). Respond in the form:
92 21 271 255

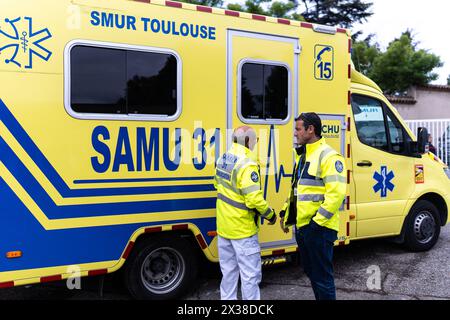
283 138 347 232
214 143 274 239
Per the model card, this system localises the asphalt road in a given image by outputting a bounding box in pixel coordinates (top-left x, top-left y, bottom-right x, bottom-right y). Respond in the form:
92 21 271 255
1 225 449 300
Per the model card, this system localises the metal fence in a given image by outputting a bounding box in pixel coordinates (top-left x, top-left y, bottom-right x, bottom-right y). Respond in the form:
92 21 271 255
405 119 450 166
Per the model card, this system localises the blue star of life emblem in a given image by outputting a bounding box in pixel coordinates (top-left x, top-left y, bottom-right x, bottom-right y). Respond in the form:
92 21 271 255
0 17 52 69
373 166 395 198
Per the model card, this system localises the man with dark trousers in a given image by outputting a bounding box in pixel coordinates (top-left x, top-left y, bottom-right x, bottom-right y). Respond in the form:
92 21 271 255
280 112 347 300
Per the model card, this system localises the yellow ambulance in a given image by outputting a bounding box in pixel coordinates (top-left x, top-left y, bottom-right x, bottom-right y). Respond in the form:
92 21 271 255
0 0 448 299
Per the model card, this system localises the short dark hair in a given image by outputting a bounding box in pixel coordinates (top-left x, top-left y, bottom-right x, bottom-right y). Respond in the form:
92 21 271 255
295 112 322 137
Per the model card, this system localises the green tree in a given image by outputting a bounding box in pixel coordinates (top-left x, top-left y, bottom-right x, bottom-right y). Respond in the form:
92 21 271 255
178 0 373 28
226 0 299 19
351 34 381 75
300 0 373 28
368 31 443 94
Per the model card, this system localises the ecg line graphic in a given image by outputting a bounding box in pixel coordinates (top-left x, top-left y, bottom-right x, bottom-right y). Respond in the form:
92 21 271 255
263 124 293 199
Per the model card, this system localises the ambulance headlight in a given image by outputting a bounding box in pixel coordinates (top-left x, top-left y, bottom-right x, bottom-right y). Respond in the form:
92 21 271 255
444 168 450 179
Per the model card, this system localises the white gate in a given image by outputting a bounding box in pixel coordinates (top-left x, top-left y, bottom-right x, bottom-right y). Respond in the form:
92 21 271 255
405 119 450 165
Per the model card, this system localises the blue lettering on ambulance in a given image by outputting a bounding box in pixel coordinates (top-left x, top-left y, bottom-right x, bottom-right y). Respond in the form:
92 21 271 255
113 127 135 172
91 126 111 173
193 128 207 170
90 127 220 173
163 128 181 171
90 11 101 26
137 127 159 171
200 25 208 39
322 125 340 134
90 11 137 30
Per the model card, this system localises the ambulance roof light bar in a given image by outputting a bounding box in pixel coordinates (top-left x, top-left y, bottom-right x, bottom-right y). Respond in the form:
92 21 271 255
313 25 337 35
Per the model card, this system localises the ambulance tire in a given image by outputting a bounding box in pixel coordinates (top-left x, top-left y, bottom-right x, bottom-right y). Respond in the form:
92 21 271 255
403 200 441 252
124 235 199 300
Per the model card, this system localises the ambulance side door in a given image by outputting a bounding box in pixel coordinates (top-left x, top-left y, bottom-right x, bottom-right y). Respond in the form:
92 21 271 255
227 30 299 249
350 93 415 238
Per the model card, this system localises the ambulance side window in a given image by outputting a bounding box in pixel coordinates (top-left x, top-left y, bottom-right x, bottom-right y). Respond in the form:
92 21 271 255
352 94 410 155
240 62 289 122
352 95 388 151
385 108 405 153
70 45 178 117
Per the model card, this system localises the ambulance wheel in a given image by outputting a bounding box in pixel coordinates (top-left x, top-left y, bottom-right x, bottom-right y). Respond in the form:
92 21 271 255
124 235 198 300
403 200 441 252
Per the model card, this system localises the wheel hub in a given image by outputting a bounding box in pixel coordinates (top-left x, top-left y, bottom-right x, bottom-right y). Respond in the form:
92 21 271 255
414 212 436 244
141 247 185 294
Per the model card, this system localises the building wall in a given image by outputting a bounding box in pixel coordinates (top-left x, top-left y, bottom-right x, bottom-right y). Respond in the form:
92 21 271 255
391 86 450 120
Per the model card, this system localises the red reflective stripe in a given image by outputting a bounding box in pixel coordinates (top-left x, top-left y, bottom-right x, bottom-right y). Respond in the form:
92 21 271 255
347 116 351 131
195 234 207 249
41 275 62 283
346 196 350 210
172 224 189 230
196 5 212 13
348 91 352 105
252 14 266 21
122 241 135 260
347 170 351 184
145 226 162 233
348 64 352 79
0 281 14 288
347 144 351 158
272 249 285 256
88 269 108 277
165 1 182 8
346 222 350 236
277 18 290 25
225 10 239 17
134 0 150 3
348 38 352 53
301 22 313 29
337 28 346 34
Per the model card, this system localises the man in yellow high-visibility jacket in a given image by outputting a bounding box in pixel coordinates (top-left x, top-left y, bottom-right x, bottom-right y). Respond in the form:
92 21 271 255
214 125 277 300
280 113 347 300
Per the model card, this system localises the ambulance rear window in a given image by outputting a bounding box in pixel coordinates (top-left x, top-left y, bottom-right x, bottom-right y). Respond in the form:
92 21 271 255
70 45 178 117
240 62 289 122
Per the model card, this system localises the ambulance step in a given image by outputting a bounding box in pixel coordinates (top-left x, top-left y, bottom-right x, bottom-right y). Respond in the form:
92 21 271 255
262 255 287 266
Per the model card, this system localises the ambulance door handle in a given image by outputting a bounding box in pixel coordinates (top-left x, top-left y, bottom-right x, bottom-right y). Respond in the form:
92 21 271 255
357 160 372 167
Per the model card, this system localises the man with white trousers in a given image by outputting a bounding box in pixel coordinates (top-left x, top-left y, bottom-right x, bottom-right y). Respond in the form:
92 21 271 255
214 126 277 300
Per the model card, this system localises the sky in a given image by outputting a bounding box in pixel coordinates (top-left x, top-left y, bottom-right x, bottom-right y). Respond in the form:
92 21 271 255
224 0 450 85
352 0 449 85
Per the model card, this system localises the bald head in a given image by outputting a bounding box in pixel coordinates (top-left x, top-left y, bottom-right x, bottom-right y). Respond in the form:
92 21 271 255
232 126 257 151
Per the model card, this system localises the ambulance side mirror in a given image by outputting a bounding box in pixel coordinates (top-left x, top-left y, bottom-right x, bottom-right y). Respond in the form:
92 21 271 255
417 127 428 154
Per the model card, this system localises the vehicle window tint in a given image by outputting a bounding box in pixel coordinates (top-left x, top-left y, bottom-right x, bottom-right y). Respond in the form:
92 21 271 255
386 109 405 153
71 46 127 114
71 45 178 117
352 95 388 151
241 63 288 121
127 51 177 115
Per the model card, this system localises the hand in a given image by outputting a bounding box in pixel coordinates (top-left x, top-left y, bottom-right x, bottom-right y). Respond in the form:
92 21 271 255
280 218 289 233
267 209 277 225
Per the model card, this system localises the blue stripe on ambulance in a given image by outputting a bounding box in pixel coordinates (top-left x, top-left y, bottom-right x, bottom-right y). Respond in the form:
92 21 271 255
0 139 216 218
0 98 218 271
0 177 216 272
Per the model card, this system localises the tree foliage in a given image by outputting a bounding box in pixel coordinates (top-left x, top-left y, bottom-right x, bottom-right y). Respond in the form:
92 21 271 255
179 0 373 28
299 0 372 28
357 31 443 94
351 34 381 76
